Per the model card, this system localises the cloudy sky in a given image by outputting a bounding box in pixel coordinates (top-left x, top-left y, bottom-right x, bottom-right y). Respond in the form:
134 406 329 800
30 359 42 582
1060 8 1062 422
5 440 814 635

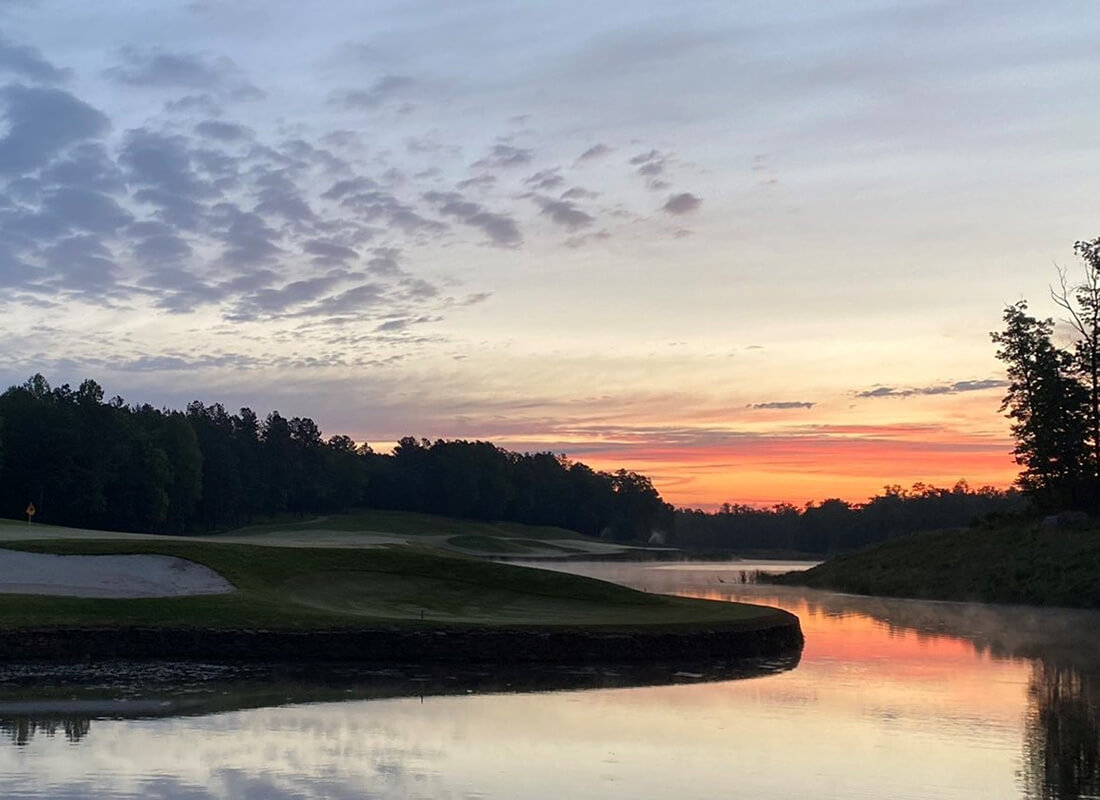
1 1 1098 508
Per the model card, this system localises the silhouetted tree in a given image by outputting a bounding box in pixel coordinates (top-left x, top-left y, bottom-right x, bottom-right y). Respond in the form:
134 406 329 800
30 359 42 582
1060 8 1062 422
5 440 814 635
1051 236 1100 496
674 482 1022 555
992 302 1091 509
0 375 674 539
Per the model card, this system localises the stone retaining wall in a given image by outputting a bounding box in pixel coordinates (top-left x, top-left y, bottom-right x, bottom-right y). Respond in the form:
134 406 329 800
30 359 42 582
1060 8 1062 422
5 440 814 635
2 613 802 664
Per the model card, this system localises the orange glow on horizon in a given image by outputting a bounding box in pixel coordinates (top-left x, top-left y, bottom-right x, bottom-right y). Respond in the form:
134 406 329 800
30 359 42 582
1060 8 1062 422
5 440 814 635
576 429 1020 508
372 394 1022 509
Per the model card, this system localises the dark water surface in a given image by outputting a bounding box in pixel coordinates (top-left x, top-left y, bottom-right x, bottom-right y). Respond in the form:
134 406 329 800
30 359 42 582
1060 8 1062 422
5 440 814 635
2 560 1098 799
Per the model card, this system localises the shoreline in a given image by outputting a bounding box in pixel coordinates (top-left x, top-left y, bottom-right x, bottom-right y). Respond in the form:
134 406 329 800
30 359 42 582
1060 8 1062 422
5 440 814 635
768 522 1100 609
0 652 804 725
3 613 803 665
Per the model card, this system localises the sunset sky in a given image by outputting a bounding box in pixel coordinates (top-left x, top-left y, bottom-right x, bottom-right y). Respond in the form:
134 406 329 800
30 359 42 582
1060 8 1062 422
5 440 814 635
2 1 1098 508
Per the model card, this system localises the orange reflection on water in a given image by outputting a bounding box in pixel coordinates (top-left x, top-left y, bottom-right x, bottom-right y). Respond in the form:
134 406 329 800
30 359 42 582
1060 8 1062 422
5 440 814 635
681 588 1031 724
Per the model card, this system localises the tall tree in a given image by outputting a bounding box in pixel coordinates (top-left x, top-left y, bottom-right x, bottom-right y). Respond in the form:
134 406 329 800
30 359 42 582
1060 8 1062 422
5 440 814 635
1051 236 1100 492
991 302 1091 508
155 410 203 533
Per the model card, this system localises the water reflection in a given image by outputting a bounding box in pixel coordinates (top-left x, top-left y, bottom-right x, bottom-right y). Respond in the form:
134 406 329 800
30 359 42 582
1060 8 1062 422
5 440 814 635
1 561 1098 799
0 653 801 732
0 717 89 747
1026 664 1100 800
537 561 1100 800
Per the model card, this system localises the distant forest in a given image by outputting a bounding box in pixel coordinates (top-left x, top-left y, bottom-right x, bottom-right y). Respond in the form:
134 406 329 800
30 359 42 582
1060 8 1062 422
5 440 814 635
0 374 1023 554
0 374 672 540
675 482 1023 554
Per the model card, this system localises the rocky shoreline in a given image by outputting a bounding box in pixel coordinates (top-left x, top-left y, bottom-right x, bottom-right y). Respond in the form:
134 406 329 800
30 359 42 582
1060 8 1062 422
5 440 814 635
2 611 803 665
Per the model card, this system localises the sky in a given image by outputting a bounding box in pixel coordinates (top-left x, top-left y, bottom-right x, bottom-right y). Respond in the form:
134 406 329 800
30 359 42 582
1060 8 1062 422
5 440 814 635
1 1 1098 509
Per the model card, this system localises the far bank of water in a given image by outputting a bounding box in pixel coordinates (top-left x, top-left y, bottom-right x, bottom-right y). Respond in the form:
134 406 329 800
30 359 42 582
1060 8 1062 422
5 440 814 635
2 560 1098 800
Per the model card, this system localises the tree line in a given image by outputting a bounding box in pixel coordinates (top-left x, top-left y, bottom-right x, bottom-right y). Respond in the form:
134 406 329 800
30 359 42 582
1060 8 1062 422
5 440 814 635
0 374 672 539
674 481 1022 555
993 236 1100 510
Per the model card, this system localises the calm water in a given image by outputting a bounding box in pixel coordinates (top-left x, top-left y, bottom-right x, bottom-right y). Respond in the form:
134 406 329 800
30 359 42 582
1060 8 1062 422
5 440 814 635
2 560 1099 800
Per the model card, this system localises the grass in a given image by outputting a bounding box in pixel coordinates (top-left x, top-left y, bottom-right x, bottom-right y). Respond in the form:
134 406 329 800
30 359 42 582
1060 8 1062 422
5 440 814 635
772 520 1100 608
445 535 534 554
0 538 778 631
226 509 587 541
514 539 587 554
0 510 652 560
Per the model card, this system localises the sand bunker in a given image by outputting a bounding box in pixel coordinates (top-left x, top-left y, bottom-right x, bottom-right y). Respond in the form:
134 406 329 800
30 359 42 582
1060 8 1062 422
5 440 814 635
0 549 235 598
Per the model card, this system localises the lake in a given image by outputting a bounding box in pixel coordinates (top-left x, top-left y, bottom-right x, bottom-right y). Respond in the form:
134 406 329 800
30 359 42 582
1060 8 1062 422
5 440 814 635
2 560 1098 799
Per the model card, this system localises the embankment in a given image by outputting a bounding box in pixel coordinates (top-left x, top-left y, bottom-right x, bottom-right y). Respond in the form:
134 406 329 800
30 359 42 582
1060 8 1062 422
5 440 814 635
772 521 1100 608
1 613 803 664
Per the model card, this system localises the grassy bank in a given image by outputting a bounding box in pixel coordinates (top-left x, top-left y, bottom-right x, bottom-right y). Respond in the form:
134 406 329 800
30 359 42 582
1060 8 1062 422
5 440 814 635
0 539 781 631
772 520 1100 608
223 509 586 541
0 509 665 559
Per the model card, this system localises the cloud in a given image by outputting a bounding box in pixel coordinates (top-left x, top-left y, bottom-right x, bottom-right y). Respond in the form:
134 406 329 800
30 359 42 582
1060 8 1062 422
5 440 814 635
303 239 359 263
0 36 70 83
132 232 193 265
131 187 206 231
856 379 1008 399
532 196 594 231
524 168 563 191
473 144 533 169
404 133 461 157
399 276 438 300
748 401 815 410
43 234 119 293
579 143 611 160
0 241 39 288
561 186 598 200
564 230 611 249
629 149 664 166
295 282 387 317
253 169 315 223
335 190 445 236
423 191 521 247
106 48 262 99
40 144 126 193
662 192 701 215
0 75 490 342
163 94 222 115
456 174 496 190
231 272 351 318
194 119 252 142
208 202 283 265
373 314 440 333
630 149 675 189
367 248 402 275
41 186 133 234
330 75 417 109
144 268 235 313
0 85 109 176
321 176 378 200
119 128 214 201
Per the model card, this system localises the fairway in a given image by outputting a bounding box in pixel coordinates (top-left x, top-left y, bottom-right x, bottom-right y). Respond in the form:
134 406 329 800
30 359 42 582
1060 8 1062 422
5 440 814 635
0 538 780 631
283 570 766 626
0 511 667 559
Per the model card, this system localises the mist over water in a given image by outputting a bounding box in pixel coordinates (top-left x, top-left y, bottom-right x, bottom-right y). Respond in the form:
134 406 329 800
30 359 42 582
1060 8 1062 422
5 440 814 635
2 561 1098 799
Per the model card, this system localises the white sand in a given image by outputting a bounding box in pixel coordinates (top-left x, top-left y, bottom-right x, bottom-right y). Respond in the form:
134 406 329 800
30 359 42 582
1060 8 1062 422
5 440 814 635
0 549 235 598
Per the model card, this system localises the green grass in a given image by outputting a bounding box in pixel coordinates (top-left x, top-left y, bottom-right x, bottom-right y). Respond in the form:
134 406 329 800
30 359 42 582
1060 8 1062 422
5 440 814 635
226 509 587 541
0 539 777 630
445 535 534 553
772 520 1100 608
513 539 586 554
